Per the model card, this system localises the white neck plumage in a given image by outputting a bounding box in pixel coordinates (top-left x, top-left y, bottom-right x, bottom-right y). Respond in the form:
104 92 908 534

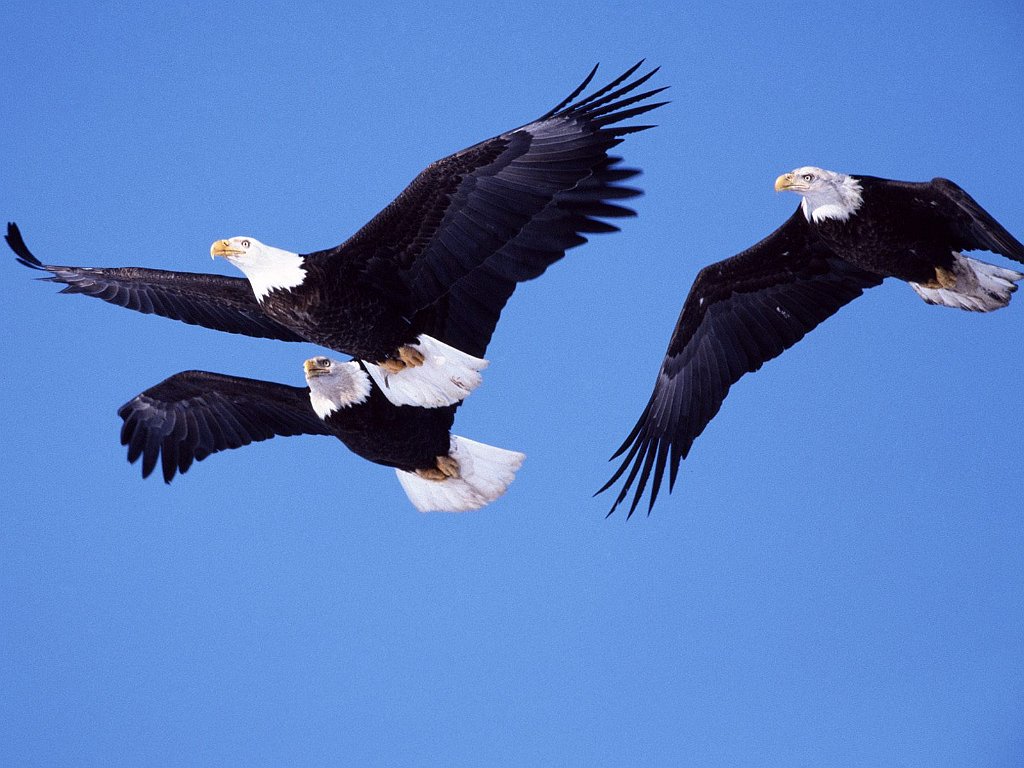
307 363 373 419
241 245 307 302
801 175 864 224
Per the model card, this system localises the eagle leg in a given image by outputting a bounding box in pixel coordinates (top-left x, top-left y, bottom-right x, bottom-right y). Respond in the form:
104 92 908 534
935 265 959 289
379 344 426 374
415 455 461 482
436 455 460 479
398 344 425 367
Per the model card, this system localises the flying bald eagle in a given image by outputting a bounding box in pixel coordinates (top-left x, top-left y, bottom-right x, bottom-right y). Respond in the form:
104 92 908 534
9 62 666 409
601 167 1024 516
119 357 524 513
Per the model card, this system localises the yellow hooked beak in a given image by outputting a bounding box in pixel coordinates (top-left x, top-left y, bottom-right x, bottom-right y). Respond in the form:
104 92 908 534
774 173 795 192
303 358 329 377
210 240 244 259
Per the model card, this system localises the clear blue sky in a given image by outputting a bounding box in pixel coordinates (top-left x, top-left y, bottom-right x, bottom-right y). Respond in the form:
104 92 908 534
3 1 1023 765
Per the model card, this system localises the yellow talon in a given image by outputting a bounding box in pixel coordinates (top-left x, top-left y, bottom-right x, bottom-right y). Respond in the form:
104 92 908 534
415 455 460 482
398 344 425 367
935 265 958 289
379 345 425 374
436 455 460 479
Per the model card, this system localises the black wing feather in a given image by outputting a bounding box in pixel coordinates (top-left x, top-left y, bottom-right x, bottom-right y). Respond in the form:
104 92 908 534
599 210 883 516
926 179 1024 263
413 158 646 358
117 371 334 483
321 63 666 356
7 222 305 342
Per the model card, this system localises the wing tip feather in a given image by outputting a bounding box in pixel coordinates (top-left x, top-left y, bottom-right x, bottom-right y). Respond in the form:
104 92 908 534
6 221 47 270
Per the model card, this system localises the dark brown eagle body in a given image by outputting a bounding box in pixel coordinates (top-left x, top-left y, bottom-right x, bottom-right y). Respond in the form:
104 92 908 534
811 177 963 283
323 387 455 472
256 255 415 362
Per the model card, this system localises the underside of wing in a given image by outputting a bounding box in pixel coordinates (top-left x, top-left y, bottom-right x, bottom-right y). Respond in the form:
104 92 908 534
599 211 884 516
117 370 333 483
8 223 305 342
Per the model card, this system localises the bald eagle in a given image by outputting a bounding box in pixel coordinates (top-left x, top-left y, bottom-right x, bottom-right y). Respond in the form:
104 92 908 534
9 62 665 409
601 167 1024 516
119 357 524 513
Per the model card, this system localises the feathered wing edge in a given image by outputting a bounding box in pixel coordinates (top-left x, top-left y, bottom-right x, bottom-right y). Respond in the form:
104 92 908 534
927 178 1024 264
536 59 669 136
413 156 648 359
117 371 332 483
7 222 306 342
597 217 883 518
5 222 41 270
408 63 668 358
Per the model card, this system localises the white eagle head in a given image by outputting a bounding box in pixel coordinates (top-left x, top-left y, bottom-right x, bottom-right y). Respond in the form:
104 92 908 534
210 236 306 300
303 357 373 419
775 166 864 223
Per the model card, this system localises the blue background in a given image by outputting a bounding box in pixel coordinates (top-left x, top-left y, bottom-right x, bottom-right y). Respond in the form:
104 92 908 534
3 1 1023 765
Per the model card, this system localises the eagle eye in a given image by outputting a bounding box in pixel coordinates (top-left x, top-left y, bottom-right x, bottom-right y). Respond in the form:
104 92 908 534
241 239 251 248
316 357 330 368
802 174 813 182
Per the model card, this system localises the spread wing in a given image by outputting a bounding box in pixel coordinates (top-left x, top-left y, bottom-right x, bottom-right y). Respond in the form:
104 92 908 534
319 62 667 356
118 370 333 483
599 210 884 517
923 178 1024 263
8 223 304 342
411 155 643 357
